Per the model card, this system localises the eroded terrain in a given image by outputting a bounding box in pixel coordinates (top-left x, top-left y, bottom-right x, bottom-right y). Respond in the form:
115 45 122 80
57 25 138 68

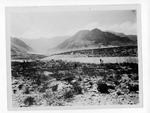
11 59 139 107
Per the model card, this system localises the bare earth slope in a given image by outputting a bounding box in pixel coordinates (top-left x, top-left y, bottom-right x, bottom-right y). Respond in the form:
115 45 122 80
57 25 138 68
11 37 34 56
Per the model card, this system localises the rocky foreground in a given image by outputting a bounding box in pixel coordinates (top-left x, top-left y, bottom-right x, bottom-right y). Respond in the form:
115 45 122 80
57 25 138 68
11 60 139 107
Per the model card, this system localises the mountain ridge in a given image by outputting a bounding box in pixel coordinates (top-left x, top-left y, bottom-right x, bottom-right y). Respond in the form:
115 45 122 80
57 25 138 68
107 31 137 42
48 28 136 54
11 37 34 56
20 36 70 54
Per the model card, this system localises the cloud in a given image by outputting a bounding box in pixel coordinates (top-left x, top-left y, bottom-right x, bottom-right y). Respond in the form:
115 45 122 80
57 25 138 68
18 21 137 39
66 22 100 36
101 21 137 35
71 21 137 35
81 22 100 30
21 29 53 39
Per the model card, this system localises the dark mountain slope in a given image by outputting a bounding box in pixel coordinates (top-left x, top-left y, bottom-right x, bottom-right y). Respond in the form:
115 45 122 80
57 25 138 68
108 31 137 42
48 28 135 54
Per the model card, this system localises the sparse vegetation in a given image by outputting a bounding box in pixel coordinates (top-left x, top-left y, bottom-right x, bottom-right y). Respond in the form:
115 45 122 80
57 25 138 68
63 89 74 99
23 87 30 94
73 84 82 95
24 97 35 106
11 49 139 107
97 80 109 94
57 46 137 57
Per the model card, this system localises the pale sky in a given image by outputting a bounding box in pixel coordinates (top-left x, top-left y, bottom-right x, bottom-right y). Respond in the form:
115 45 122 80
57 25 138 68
10 9 137 39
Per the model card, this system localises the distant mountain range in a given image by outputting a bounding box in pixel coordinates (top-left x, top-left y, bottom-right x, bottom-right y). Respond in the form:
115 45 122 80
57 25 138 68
108 31 137 42
20 36 69 54
11 37 34 56
48 28 137 54
11 28 137 55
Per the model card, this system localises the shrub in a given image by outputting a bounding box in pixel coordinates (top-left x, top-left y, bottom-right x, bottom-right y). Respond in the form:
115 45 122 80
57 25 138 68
63 75 74 83
73 85 82 94
114 74 122 81
23 87 30 94
78 77 82 81
82 65 88 73
63 90 74 99
35 77 42 86
18 84 23 90
51 84 58 92
107 75 114 81
128 83 139 93
40 74 48 81
39 83 49 93
116 89 123 96
97 80 109 94
114 80 120 86
131 74 138 80
24 97 35 106
13 89 17 94
43 90 65 106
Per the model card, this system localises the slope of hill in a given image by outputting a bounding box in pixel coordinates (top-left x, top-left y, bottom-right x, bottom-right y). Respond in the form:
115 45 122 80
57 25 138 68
108 31 137 42
57 30 90 50
57 46 137 57
20 36 70 54
11 37 34 56
48 28 135 54
126 35 137 42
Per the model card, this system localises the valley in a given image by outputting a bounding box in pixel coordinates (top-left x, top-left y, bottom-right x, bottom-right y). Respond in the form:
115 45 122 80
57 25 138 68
10 28 139 108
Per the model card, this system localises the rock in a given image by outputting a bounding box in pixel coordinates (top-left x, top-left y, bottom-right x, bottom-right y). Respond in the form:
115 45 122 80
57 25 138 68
51 84 58 91
71 79 77 84
83 78 90 83
56 81 72 91
89 84 98 93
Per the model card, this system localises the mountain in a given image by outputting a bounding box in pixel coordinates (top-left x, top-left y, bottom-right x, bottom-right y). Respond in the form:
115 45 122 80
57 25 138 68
11 37 34 56
56 30 90 50
108 31 137 42
20 36 70 54
126 35 137 42
48 28 135 54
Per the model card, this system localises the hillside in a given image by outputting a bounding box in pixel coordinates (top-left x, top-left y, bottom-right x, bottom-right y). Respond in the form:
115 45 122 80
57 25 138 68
108 31 137 42
56 46 137 57
48 28 135 54
10 37 46 59
11 37 34 56
20 36 70 54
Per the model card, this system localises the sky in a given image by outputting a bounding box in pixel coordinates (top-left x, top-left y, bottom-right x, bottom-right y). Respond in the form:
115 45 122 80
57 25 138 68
10 9 137 39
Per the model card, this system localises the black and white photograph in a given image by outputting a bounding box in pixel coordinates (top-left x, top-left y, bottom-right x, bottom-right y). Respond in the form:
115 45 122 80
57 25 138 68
6 5 142 110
